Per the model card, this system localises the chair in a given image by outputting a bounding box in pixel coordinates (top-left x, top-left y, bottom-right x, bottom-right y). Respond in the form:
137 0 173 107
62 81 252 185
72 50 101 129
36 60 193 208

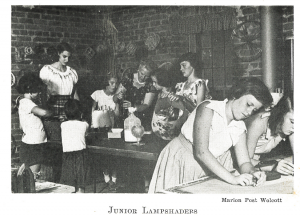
11 166 36 193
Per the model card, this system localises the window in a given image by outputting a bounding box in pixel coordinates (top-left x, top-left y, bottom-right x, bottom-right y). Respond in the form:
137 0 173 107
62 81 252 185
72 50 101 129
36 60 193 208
196 30 234 100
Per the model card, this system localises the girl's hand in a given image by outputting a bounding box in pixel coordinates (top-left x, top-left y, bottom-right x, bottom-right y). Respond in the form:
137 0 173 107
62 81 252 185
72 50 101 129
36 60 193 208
17 163 26 177
252 171 266 187
116 92 124 100
168 92 180 101
233 173 254 186
275 160 294 175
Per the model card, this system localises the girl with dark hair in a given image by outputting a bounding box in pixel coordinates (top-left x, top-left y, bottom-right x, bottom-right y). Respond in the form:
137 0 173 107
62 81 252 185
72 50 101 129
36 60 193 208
149 77 273 193
60 99 89 193
40 42 79 121
167 52 211 113
151 68 189 141
245 93 294 175
16 73 53 178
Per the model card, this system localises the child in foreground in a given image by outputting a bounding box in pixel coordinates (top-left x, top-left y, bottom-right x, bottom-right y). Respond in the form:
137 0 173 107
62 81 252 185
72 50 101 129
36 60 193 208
149 77 273 193
60 99 89 193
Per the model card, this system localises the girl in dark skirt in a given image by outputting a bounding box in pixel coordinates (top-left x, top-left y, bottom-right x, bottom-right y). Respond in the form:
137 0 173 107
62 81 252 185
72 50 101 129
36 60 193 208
60 99 89 193
17 73 53 178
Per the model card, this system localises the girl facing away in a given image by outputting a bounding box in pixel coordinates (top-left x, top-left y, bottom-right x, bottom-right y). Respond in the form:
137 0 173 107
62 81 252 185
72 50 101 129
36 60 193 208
148 77 273 193
60 99 89 193
16 73 53 178
245 93 294 175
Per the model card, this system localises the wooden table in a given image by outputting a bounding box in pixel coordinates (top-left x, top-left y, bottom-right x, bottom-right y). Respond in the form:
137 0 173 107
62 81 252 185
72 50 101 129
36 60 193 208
87 132 166 160
87 132 168 193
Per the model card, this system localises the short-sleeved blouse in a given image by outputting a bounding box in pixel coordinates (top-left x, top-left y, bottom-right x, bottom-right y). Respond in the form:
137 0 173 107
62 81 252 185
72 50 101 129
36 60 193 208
121 71 156 107
254 112 285 159
40 65 78 96
91 90 116 110
175 79 211 106
181 99 247 158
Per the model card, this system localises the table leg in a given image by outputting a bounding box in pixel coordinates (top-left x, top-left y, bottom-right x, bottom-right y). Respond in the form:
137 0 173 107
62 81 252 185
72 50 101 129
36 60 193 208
93 154 96 193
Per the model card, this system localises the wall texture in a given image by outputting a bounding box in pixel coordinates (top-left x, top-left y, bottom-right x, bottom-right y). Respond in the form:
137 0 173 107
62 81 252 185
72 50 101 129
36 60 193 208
11 5 294 152
11 5 107 150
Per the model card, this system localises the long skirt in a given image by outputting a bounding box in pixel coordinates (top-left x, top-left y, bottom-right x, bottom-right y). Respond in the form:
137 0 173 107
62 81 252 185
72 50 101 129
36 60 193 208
148 133 233 193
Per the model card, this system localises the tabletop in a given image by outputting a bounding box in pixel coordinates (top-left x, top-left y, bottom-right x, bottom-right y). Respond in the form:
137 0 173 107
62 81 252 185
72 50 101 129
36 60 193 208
86 132 168 161
35 180 75 193
160 175 293 194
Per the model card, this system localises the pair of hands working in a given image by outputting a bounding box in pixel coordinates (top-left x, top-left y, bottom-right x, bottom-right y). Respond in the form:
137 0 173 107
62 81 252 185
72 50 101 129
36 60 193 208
233 171 266 187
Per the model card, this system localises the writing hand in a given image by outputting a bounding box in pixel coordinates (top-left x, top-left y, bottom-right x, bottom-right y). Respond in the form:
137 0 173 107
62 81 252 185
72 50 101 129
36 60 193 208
116 92 124 100
233 173 254 186
252 171 266 187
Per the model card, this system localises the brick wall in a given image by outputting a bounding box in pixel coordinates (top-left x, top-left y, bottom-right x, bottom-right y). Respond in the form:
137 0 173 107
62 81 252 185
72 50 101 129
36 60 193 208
11 5 293 152
282 6 294 39
11 5 108 151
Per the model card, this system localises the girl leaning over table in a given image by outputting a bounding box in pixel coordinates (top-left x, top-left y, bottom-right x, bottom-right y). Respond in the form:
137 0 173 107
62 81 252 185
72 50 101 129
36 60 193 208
90 72 121 191
245 92 294 176
151 67 189 141
148 77 273 193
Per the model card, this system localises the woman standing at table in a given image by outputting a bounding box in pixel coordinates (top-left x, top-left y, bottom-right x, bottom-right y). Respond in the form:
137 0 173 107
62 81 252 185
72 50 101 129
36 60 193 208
151 67 189 141
167 52 211 113
39 42 79 182
115 59 157 131
40 42 79 121
245 93 294 175
148 77 273 193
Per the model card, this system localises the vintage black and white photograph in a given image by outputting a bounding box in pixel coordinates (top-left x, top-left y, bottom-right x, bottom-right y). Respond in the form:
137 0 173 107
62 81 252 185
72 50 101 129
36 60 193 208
4 0 299 217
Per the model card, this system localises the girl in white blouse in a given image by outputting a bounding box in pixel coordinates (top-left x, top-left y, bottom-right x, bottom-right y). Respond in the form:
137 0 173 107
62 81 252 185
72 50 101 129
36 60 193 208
245 93 294 175
40 42 79 120
148 77 273 193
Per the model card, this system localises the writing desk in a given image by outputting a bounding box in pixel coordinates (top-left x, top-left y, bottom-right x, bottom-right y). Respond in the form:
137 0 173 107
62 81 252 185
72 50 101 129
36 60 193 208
161 155 294 194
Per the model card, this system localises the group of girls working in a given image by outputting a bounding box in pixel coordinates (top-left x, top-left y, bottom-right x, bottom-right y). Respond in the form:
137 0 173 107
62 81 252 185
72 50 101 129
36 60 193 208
15 41 294 193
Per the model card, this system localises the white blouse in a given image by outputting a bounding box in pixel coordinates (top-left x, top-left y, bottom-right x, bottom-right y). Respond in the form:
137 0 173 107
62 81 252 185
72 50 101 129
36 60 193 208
91 90 116 110
181 99 247 158
254 112 284 158
40 65 78 96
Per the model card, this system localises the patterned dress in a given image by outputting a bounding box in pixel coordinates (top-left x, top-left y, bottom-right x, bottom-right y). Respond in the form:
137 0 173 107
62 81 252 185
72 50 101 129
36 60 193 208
151 93 187 141
175 79 211 107
121 70 157 130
